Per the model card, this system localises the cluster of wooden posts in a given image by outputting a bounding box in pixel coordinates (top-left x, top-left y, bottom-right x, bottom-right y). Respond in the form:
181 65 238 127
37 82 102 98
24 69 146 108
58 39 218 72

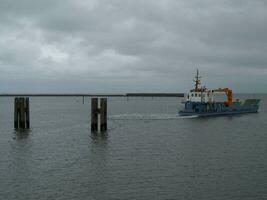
91 98 107 132
14 97 107 132
14 97 30 129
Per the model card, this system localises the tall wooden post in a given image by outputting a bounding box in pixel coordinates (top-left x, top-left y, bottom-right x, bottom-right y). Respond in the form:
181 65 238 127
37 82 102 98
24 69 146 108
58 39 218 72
25 97 30 129
14 97 30 129
91 98 98 132
91 98 107 132
14 98 19 129
19 98 26 129
100 98 107 132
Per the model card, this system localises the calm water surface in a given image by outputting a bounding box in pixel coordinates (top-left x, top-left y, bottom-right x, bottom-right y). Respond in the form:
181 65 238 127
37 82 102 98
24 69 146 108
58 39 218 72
0 95 267 200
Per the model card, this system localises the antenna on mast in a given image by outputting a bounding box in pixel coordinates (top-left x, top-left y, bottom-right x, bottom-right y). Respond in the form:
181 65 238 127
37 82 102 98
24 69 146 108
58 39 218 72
194 68 201 91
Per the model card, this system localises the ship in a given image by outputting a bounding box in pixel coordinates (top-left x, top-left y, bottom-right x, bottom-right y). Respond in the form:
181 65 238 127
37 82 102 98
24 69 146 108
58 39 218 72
179 70 260 116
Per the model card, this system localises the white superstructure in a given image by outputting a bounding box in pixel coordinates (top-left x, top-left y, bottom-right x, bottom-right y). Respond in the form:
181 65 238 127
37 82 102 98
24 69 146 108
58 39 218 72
184 69 216 103
186 90 213 103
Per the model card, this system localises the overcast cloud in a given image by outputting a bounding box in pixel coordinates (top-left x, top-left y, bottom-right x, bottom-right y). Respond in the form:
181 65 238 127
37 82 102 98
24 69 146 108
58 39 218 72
0 0 267 92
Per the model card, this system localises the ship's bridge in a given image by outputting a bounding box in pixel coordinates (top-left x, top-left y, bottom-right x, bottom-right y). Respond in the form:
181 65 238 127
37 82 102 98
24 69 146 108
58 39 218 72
186 90 213 103
186 69 214 103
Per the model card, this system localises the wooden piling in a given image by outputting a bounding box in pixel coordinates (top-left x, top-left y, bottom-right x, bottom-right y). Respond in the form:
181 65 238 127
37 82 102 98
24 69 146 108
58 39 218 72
91 98 98 132
25 97 30 129
19 98 26 129
91 97 107 132
100 98 107 132
14 98 19 129
14 97 30 129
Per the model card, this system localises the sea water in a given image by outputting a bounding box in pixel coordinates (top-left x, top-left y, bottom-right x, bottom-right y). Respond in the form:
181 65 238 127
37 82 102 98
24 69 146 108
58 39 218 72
0 95 267 199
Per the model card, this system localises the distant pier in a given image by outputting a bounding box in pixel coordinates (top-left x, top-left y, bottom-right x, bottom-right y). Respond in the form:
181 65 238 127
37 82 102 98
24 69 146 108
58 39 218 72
0 93 184 97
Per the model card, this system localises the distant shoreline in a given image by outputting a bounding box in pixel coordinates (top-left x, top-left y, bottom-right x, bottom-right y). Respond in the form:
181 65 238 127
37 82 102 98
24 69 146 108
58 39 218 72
0 93 185 97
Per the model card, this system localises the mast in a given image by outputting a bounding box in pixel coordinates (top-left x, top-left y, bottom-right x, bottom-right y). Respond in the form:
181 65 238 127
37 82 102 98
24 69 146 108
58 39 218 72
194 69 201 91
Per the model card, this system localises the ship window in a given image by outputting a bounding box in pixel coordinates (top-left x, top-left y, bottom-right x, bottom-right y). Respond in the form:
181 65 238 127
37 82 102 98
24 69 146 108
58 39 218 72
195 93 197 97
191 94 194 97
199 94 201 97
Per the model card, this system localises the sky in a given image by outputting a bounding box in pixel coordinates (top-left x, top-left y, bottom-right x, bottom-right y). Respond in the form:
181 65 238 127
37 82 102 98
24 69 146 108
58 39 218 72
0 0 267 93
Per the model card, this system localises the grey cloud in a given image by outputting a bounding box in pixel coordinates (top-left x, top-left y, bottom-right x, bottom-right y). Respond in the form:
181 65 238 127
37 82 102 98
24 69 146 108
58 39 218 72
0 0 266 92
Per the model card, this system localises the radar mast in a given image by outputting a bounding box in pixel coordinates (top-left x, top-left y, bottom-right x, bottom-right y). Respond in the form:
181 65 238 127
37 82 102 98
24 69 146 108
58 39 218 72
194 69 201 91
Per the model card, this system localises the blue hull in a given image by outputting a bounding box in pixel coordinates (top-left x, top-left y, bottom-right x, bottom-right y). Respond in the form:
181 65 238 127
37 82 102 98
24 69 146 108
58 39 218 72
179 99 260 117
179 109 258 117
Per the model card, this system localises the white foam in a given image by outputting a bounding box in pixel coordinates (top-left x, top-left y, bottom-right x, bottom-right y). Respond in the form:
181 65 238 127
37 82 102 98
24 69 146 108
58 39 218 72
109 113 198 120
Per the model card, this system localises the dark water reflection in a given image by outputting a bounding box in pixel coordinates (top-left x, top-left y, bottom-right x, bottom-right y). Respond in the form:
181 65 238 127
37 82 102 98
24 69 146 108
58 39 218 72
91 131 109 141
13 129 31 139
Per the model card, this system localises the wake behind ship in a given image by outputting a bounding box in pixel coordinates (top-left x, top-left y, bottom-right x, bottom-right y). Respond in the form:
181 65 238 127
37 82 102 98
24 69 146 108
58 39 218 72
179 70 260 116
